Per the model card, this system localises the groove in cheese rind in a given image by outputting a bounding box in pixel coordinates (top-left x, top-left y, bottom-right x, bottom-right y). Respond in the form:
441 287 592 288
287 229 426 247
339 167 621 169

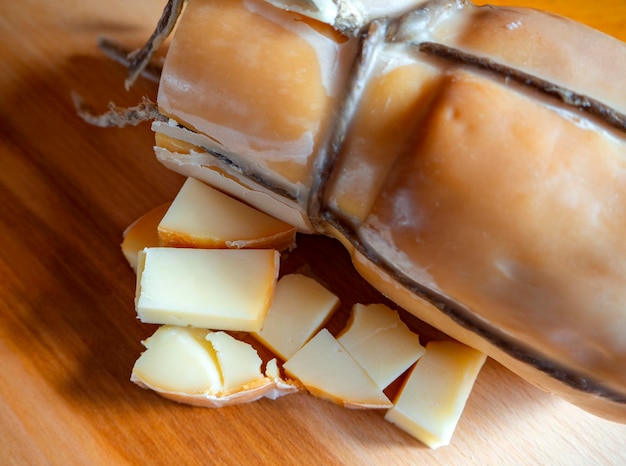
283 328 392 409
158 177 296 251
384 340 487 449
135 247 279 332
337 303 425 389
131 326 299 408
157 0 358 196
253 274 340 360
121 203 170 272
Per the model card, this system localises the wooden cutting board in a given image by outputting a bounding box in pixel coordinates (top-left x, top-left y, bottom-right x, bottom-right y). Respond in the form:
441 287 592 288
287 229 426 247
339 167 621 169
1 1 625 464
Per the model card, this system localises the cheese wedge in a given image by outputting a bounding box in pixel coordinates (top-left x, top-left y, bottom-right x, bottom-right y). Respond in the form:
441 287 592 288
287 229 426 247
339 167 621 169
135 247 279 332
158 177 296 251
384 340 486 449
121 203 170 272
131 325 299 407
132 325 221 394
337 303 425 389
283 328 392 409
253 274 340 360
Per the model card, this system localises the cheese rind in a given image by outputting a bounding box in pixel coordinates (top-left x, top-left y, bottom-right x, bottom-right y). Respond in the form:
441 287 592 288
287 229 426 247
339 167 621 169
158 177 296 251
283 328 392 409
253 274 340 360
121 203 170 272
384 340 486 449
135 247 279 332
337 303 425 389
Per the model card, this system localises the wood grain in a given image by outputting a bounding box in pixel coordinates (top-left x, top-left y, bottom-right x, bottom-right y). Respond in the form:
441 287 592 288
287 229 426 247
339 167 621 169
1 1 625 464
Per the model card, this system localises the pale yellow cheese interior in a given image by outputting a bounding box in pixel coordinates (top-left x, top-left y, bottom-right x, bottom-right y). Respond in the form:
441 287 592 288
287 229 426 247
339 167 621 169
253 273 340 360
337 303 425 389
283 328 392 409
158 177 296 250
384 340 486 449
131 326 298 406
132 325 222 395
135 247 279 331
204 331 266 394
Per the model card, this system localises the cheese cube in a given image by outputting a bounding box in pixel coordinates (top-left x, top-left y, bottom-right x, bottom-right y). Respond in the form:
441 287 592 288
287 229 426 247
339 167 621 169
135 247 279 332
384 340 486 449
337 303 425 389
158 177 296 250
253 274 340 360
283 328 392 409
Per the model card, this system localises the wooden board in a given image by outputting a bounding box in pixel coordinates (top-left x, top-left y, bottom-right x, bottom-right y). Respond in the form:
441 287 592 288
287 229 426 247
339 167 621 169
1 1 625 464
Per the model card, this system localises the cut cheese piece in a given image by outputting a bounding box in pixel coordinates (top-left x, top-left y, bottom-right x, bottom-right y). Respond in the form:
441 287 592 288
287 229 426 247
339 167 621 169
158 177 296 251
132 325 221 394
131 326 299 407
283 328 392 409
253 274 340 360
337 303 425 389
121 203 170 272
384 340 487 449
135 247 279 332
205 331 266 394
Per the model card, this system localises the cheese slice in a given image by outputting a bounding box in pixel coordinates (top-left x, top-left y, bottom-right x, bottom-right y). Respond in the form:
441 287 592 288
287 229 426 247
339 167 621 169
131 325 299 407
158 177 296 251
337 303 425 389
135 247 279 332
253 274 340 360
121 203 170 272
283 328 392 409
384 340 486 449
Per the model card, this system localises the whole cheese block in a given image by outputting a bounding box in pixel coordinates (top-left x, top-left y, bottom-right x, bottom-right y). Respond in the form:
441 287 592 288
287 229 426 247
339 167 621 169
135 247 279 331
151 0 626 419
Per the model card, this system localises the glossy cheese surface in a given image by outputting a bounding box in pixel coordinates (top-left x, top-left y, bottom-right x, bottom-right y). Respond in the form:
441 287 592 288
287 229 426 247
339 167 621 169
417 2 626 114
360 70 626 391
157 0 358 195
